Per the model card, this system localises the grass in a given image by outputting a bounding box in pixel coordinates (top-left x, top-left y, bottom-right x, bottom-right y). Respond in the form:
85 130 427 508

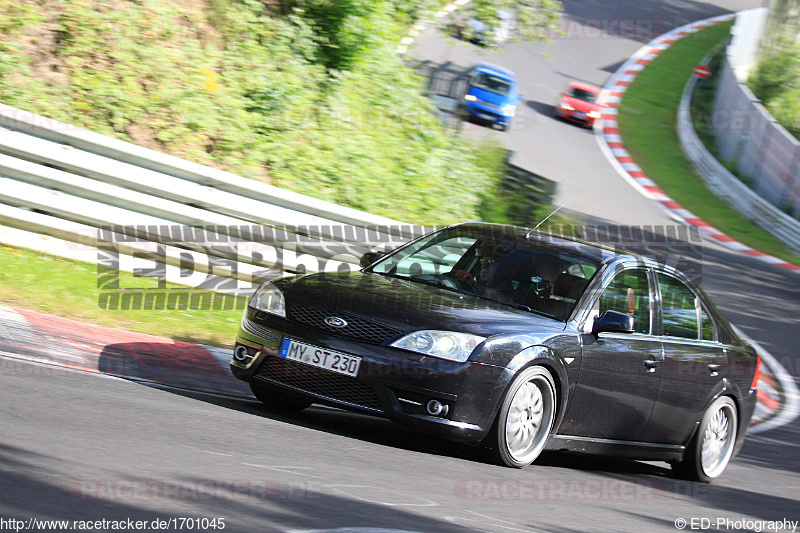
617 20 800 267
0 243 246 347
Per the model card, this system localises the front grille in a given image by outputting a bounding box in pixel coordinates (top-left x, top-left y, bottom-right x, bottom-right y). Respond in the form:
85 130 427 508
287 306 404 345
254 356 383 412
479 100 501 111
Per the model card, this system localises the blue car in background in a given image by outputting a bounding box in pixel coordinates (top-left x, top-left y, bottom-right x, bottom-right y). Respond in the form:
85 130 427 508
462 62 520 131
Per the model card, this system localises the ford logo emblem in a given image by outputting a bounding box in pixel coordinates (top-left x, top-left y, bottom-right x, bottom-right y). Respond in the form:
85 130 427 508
324 316 348 328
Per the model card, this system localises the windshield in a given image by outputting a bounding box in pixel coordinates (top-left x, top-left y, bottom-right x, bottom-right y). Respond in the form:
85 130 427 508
472 73 512 95
367 226 601 321
569 87 596 103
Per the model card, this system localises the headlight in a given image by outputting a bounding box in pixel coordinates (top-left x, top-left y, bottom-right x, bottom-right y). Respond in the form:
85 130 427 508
588 110 601 118
560 102 574 110
249 282 286 317
502 105 516 117
464 94 477 101
390 330 485 363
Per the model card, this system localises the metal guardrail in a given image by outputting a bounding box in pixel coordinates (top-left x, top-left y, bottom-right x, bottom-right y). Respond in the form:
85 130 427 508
678 65 800 253
711 10 800 222
0 104 418 238
503 153 558 227
0 104 426 295
0 99 556 297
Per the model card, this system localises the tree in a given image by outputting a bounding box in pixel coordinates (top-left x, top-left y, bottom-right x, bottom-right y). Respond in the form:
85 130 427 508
456 0 563 44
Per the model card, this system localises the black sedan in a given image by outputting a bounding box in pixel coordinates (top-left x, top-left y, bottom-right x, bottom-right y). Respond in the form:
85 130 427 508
231 223 759 482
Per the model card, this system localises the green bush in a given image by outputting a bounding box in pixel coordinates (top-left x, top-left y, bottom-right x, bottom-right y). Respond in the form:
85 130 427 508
748 37 800 140
0 0 512 226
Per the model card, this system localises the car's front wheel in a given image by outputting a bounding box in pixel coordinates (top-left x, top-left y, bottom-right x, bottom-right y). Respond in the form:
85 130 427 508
672 396 738 483
486 366 556 468
250 381 312 412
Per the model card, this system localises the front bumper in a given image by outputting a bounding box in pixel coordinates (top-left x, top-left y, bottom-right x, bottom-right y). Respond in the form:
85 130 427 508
556 106 597 126
231 309 510 443
465 102 511 126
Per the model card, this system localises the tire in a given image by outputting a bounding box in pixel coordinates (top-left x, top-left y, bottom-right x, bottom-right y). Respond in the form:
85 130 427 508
250 381 312 413
485 366 556 468
672 396 738 483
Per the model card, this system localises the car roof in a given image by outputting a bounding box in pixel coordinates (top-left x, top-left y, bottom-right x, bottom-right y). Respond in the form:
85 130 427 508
473 62 515 81
446 222 697 280
568 81 600 94
447 222 617 264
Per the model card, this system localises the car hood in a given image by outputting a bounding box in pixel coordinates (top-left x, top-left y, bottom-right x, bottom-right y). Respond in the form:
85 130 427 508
562 95 599 113
470 86 514 107
274 271 564 339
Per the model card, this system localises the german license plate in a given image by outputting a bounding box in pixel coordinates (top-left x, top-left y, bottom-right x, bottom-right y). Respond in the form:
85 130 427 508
279 339 361 377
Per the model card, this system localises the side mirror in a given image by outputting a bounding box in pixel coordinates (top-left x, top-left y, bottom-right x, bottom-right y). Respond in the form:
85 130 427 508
593 310 635 335
359 251 385 269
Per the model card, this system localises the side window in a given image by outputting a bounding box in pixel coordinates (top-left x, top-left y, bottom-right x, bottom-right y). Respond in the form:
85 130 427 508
596 269 651 334
700 305 715 341
657 273 702 340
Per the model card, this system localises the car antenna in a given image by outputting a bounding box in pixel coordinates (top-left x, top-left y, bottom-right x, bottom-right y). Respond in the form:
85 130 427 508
526 195 575 238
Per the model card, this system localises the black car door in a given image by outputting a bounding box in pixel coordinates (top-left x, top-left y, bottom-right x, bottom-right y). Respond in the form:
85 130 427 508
559 267 664 442
641 271 728 445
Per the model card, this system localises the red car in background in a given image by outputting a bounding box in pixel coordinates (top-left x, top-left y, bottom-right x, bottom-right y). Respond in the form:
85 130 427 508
556 82 602 127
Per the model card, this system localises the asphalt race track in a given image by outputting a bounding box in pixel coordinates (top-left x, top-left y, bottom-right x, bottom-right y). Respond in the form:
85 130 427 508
1 1 799 532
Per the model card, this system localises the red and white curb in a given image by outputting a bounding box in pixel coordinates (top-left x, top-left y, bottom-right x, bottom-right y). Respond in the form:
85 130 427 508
0 305 250 398
0 304 796 432
595 13 800 274
732 326 799 432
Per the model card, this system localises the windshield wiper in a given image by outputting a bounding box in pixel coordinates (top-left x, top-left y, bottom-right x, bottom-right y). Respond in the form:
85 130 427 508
376 272 460 293
407 276 462 293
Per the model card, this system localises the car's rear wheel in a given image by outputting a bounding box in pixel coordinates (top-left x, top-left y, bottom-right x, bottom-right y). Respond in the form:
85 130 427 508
672 396 738 483
486 366 556 468
250 381 312 412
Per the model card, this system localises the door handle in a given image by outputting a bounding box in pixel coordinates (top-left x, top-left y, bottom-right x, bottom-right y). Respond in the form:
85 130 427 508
708 363 722 375
644 359 661 372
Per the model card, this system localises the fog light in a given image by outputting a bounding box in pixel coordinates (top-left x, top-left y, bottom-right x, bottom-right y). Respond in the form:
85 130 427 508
426 399 449 417
234 345 250 362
